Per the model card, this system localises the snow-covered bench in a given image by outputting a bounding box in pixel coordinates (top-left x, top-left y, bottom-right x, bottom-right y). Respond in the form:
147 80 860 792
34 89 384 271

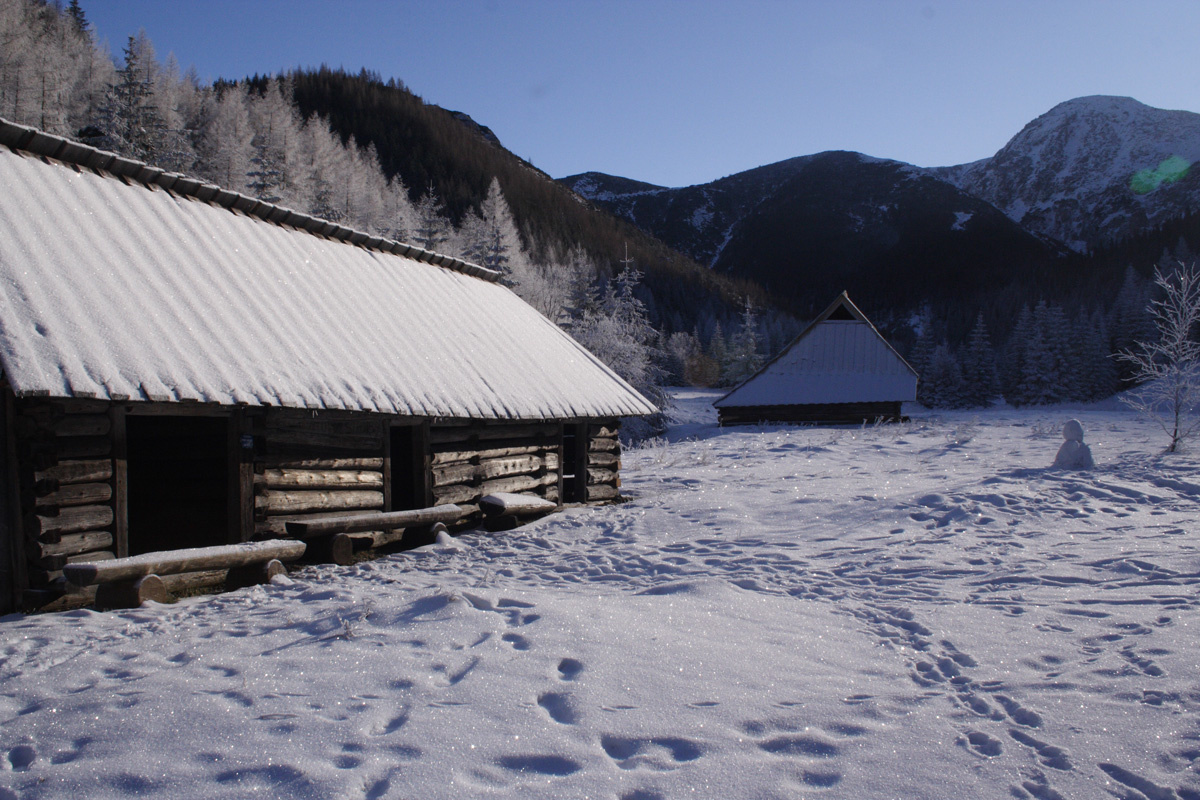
62 539 307 609
284 504 464 565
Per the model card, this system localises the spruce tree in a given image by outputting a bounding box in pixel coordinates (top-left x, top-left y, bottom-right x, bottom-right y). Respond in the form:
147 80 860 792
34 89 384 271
959 312 998 407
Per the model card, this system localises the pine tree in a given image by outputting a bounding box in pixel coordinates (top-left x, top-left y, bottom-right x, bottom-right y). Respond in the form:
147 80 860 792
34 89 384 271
411 183 453 252
919 344 966 408
95 33 167 161
959 312 998 407
1001 304 1034 403
723 297 764 385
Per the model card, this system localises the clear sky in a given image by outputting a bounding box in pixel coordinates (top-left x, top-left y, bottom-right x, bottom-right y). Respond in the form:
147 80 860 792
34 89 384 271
82 0 1200 188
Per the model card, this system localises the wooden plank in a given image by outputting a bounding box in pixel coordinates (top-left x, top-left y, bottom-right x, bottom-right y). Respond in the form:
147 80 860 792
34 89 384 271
283 504 461 539
35 458 113 485
27 504 113 539
432 462 477 488
264 428 383 451
53 415 111 438
588 423 620 438
258 469 384 490
479 492 557 517
428 422 557 445
64 539 308 586
2 388 25 610
35 482 112 510
255 489 383 516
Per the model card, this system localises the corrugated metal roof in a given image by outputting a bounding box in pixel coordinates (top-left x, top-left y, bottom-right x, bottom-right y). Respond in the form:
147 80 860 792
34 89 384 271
0 121 656 420
715 294 917 408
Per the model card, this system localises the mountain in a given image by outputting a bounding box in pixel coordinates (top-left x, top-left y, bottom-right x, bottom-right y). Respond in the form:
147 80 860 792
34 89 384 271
563 152 1059 326
562 157 815 268
708 152 1057 319
935 96 1200 252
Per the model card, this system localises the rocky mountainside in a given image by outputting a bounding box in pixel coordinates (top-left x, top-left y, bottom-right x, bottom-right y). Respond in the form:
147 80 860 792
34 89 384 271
561 156 815 267
935 96 1200 252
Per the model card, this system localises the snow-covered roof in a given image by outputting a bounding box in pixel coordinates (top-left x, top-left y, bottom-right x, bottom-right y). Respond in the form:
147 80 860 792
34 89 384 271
714 292 917 408
0 119 656 420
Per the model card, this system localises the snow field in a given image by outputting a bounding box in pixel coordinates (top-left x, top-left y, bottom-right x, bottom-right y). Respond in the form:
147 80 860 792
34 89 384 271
1 389 1199 799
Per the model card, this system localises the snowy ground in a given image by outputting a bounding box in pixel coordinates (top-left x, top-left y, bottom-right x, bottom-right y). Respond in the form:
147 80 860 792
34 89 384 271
2 389 1200 800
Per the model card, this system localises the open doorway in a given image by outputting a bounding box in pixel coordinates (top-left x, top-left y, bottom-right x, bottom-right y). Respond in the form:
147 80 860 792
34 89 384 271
390 425 427 511
126 415 230 555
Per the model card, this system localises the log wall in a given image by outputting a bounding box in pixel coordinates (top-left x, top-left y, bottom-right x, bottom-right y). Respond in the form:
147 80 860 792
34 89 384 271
585 420 622 502
15 399 117 608
430 421 562 519
253 409 388 539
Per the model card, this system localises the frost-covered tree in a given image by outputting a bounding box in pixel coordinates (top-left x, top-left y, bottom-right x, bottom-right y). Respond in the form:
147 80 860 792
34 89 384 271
570 262 667 435
1118 263 1200 452
723 297 764 385
93 33 168 161
958 312 998 408
411 183 453 252
919 344 966 408
194 81 254 192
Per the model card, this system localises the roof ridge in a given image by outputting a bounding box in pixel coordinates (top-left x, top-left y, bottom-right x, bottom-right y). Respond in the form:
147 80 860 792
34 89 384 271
0 117 501 283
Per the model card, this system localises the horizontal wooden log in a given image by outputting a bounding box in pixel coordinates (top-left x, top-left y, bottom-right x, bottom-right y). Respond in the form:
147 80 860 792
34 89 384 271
432 455 545 487
589 423 619 438
544 451 560 471
27 505 114 540
543 486 559 503
254 509 378 538
256 468 383 491
34 546 115 571
428 422 558 445
283 504 462 538
481 473 557 496
433 484 477 505
261 456 384 471
55 436 112 460
431 443 542 466
480 492 557 517
588 437 620 453
586 484 620 501
36 482 112 510
64 540 308 586
265 428 382 451
35 459 113 485
160 569 228 594
54 415 111 438
22 585 97 612
587 451 620 468
587 467 617 485
344 529 407 550
95 574 170 609
32 531 115 560
226 559 286 590
255 489 383 516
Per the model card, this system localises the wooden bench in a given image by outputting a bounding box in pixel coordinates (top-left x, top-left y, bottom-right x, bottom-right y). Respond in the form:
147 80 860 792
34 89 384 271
63 539 307 609
284 504 463 565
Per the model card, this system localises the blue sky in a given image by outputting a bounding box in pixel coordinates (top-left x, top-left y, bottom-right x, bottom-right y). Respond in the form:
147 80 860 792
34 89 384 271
83 0 1200 188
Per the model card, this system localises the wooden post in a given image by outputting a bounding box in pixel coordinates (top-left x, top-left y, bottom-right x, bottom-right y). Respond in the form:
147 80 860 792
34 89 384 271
230 408 255 543
1 387 24 611
109 405 128 558
381 418 392 512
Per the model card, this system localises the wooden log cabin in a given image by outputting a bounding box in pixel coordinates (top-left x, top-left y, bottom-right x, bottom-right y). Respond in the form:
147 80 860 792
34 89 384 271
0 118 655 612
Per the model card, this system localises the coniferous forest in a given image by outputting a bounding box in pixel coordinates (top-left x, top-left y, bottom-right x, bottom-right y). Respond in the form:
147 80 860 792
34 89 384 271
3 0 1200 413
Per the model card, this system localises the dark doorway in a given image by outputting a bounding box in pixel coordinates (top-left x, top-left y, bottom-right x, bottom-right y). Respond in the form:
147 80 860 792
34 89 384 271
561 423 585 503
126 415 230 555
390 425 426 511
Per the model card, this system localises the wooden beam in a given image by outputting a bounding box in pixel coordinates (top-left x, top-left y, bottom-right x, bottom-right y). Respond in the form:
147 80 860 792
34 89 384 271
283 504 461 539
109 405 128 558
63 539 307 586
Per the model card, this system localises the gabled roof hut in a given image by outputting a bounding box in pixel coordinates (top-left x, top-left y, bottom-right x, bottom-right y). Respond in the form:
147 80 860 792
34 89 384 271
0 118 654 612
714 292 917 425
